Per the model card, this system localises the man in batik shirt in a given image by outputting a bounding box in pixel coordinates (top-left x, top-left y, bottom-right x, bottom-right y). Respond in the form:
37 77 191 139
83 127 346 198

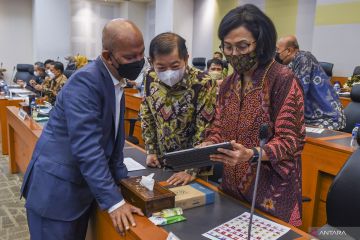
276 35 345 130
140 32 216 185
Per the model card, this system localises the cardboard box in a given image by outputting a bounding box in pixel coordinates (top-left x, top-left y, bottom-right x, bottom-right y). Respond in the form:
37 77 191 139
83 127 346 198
169 183 215 210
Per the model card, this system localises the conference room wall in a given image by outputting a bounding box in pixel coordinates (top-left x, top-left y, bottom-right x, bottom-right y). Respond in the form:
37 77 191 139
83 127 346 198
33 0 71 62
0 0 33 83
312 0 360 77
70 0 142 60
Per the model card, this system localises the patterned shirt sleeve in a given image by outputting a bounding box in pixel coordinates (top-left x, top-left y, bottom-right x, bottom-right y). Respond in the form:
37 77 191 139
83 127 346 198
204 96 223 144
192 76 217 146
263 77 306 179
140 75 158 155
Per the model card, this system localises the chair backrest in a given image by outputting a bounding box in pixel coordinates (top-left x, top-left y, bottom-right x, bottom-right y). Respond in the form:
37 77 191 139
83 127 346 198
343 84 360 133
63 70 75 79
192 57 206 71
319 62 334 77
326 147 360 227
14 64 34 84
353 66 360 76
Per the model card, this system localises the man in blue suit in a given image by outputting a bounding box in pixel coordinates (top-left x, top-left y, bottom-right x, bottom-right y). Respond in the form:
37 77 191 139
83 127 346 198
21 19 145 239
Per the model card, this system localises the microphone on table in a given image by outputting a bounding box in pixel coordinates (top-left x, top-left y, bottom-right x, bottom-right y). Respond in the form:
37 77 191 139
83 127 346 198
247 123 269 240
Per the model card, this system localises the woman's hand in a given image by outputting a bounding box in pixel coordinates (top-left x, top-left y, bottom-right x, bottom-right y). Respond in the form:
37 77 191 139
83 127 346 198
195 141 213 148
210 140 253 166
167 171 195 186
146 154 161 168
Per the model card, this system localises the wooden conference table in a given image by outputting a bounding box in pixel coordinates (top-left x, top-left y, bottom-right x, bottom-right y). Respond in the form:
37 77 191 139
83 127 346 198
0 97 24 154
6 106 312 239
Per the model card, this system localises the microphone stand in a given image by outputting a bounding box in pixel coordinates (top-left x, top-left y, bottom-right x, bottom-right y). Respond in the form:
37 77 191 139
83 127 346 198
247 126 268 240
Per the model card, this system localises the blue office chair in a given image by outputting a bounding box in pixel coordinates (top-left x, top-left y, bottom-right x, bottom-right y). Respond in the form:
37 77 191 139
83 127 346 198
13 64 34 84
192 57 206 71
319 62 334 77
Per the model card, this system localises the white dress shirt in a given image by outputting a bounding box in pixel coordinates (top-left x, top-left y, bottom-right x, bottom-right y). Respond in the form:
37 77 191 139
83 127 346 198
102 59 127 213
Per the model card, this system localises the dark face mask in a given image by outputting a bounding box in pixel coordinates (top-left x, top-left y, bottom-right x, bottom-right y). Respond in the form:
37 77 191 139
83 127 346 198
274 52 284 64
111 55 145 80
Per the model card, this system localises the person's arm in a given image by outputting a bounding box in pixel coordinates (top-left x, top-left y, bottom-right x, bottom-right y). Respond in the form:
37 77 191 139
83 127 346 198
62 72 123 210
262 77 305 179
140 83 158 156
203 91 224 145
192 76 217 146
293 57 312 95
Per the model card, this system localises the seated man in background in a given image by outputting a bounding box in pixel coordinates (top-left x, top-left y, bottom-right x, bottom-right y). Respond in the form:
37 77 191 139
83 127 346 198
44 59 54 72
213 51 228 77
276 35 345 130
35 61 67 104
29 62 47 86
126 56 151 93
207 58 224 93
140 32 216 185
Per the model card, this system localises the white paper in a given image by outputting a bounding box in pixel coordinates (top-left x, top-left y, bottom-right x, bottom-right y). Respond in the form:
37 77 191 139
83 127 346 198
9 88 32 94
306 127 324 134
10 97 25 100
203 212 290 240
123 157 146 172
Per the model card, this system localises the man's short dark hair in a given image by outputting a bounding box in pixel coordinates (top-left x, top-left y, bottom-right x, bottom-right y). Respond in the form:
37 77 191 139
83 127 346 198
214 51 223 58
149 32 188 60
207 58 224 69
52 61 64 73
34 61 45 70
218 4 277 66
44 59 54 66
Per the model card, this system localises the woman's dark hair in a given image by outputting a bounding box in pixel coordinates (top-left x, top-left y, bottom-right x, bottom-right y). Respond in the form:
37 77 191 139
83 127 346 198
218 4 277 65
149 32 188 60
52 61 64 73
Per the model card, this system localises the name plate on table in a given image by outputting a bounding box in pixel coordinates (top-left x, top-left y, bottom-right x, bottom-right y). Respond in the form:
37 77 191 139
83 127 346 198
18 109 28 121
120 176 175 216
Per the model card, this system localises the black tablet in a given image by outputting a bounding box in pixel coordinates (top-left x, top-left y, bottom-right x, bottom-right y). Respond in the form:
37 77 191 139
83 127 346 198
162 142 233 171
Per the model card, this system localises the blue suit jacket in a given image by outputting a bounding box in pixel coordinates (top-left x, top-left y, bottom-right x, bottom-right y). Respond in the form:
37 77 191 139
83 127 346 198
21 57 127 221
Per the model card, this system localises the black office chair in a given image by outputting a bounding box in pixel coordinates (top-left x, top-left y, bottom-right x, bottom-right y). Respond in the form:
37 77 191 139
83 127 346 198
13 64 34 84
124 118 140 145
192 57 206 71
63 70 75 79
352 66 360 76
342 84 360 133
319 62 334 77
318 134 360 239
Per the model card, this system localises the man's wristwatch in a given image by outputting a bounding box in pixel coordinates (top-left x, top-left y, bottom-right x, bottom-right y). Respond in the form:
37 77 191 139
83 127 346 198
250 147 260 164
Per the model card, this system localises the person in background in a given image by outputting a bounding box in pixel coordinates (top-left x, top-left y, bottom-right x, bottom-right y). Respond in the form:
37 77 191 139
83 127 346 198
44 59 54 72
29 62 47 86
207 58 224 92
16 62 44 89
200 4 305 226
21 19 145 240
126 56 151 93
276 35 345 130
35 61 67 104
213 51 228 77
140 32 217 186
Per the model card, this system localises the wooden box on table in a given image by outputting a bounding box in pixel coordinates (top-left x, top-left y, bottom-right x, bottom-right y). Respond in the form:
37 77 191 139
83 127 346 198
120 176 175 216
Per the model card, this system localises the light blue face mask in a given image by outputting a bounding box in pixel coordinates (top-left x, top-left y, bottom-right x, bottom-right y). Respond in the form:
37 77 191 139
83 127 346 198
156 66 185 87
